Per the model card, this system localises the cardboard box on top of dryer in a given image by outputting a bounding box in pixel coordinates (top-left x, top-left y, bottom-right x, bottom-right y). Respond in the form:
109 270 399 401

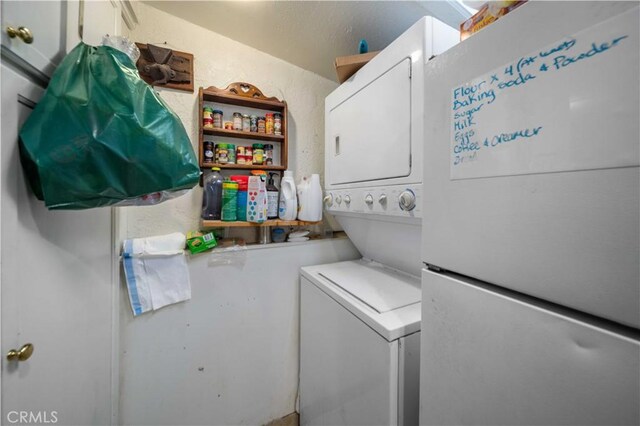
334 51 380 83
460 1 527 41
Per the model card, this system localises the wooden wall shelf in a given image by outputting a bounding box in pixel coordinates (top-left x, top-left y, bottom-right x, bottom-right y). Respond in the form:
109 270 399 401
200 163 286 171
203 127 285 143
202 220 320 228
198 82 288 171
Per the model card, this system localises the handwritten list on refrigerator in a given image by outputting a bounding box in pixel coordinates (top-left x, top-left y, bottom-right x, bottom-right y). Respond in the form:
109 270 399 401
449 7 638 180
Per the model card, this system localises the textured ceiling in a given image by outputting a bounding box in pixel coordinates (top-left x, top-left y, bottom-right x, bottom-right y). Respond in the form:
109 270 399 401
144 1 470 81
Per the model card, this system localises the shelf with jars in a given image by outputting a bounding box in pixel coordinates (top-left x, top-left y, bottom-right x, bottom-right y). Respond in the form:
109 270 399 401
198 82 288 172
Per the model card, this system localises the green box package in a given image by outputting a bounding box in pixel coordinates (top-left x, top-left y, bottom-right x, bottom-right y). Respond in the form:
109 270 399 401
186 231 217 254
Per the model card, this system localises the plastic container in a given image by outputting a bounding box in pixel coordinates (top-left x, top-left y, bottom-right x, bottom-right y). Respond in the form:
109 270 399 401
221 180 239 221
267 172 279 219
202 167 224 220
271 227 286 243
278 170 297 220
297 174 323 222
230 175 249 221
247 173 268 223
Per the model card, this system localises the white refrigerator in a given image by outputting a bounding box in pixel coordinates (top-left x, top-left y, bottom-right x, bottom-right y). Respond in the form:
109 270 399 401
420 2 639 425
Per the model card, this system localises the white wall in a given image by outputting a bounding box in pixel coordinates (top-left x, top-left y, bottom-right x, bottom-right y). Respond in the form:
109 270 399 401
118 4 356 425
122 2 338 238
119 238 359 425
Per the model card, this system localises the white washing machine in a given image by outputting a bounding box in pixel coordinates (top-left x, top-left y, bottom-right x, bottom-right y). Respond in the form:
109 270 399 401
300 260 421 426
299 15 458 426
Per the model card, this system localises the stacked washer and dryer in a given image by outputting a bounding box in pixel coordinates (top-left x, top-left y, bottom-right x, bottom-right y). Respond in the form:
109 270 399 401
299 17 458 426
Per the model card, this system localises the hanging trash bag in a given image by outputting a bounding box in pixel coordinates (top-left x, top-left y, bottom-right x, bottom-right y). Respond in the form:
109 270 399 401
19 42 200 209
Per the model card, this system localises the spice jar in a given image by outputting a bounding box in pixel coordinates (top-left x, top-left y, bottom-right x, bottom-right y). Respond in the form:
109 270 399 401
217 143 229 164
224 121 234 130
212 110 223 128
264 144 274 165
227 143 236 164
203 141 215 165
257 116 266 133
242 114 251 132
245 146 253 165
203 106 214 129
233 112 242 131
265 113 274 135
274 113 282 135
250 115 258 132
252 143 264 165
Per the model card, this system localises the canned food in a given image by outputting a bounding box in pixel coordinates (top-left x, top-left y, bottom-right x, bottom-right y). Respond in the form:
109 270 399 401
274 113 282 135
237 154 246 165
203 106 214 129
264 144 273 165
217 143 229 164
257 117 266 134
224 121 234 130
227 143 236 164
203 141 214 164
233 113 242 131
265 113 274 135
252 143 264 165
213 110 223 128
250 115 258 132
242 114 251 132
245 146 253 165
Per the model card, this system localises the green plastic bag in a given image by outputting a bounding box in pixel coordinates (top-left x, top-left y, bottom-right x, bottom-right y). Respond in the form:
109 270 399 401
19 43 200 209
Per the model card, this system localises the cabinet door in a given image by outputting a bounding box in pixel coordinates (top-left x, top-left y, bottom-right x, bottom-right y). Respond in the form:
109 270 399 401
1 65 113 425
0 0 66 77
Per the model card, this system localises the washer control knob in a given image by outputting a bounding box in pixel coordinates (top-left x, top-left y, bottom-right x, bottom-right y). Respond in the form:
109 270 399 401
335 195 342 205
344 195 351 205
364 194 374 206
323 193 333 207
378 194 387 204
398 190 416 211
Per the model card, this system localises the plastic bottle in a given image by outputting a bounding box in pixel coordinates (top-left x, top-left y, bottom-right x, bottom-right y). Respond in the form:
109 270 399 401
221 180 238 221
247 172 268 223
202 167 224 220
230 175 249 221
278 170 297 220
267 173 279 219
297 174 323 222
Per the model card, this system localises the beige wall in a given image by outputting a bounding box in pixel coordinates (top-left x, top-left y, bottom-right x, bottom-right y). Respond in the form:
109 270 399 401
122 2 338 238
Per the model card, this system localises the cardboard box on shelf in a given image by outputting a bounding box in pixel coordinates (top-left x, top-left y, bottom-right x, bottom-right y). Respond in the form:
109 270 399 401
460 1 527 41
334 51 380 83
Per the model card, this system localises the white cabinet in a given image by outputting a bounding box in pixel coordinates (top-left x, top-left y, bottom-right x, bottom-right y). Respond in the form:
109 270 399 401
0 0 137 423
0 0 67 77
1 63 114 426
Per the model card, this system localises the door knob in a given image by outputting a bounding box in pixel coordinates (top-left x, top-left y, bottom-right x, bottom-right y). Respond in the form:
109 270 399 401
7 343 34 362
6 26 34 44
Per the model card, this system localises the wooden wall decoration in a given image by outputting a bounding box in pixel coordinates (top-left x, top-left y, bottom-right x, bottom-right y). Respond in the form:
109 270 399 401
135 43 194 93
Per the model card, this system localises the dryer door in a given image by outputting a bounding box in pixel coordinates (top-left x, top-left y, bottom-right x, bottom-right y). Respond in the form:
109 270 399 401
327 57 412 185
